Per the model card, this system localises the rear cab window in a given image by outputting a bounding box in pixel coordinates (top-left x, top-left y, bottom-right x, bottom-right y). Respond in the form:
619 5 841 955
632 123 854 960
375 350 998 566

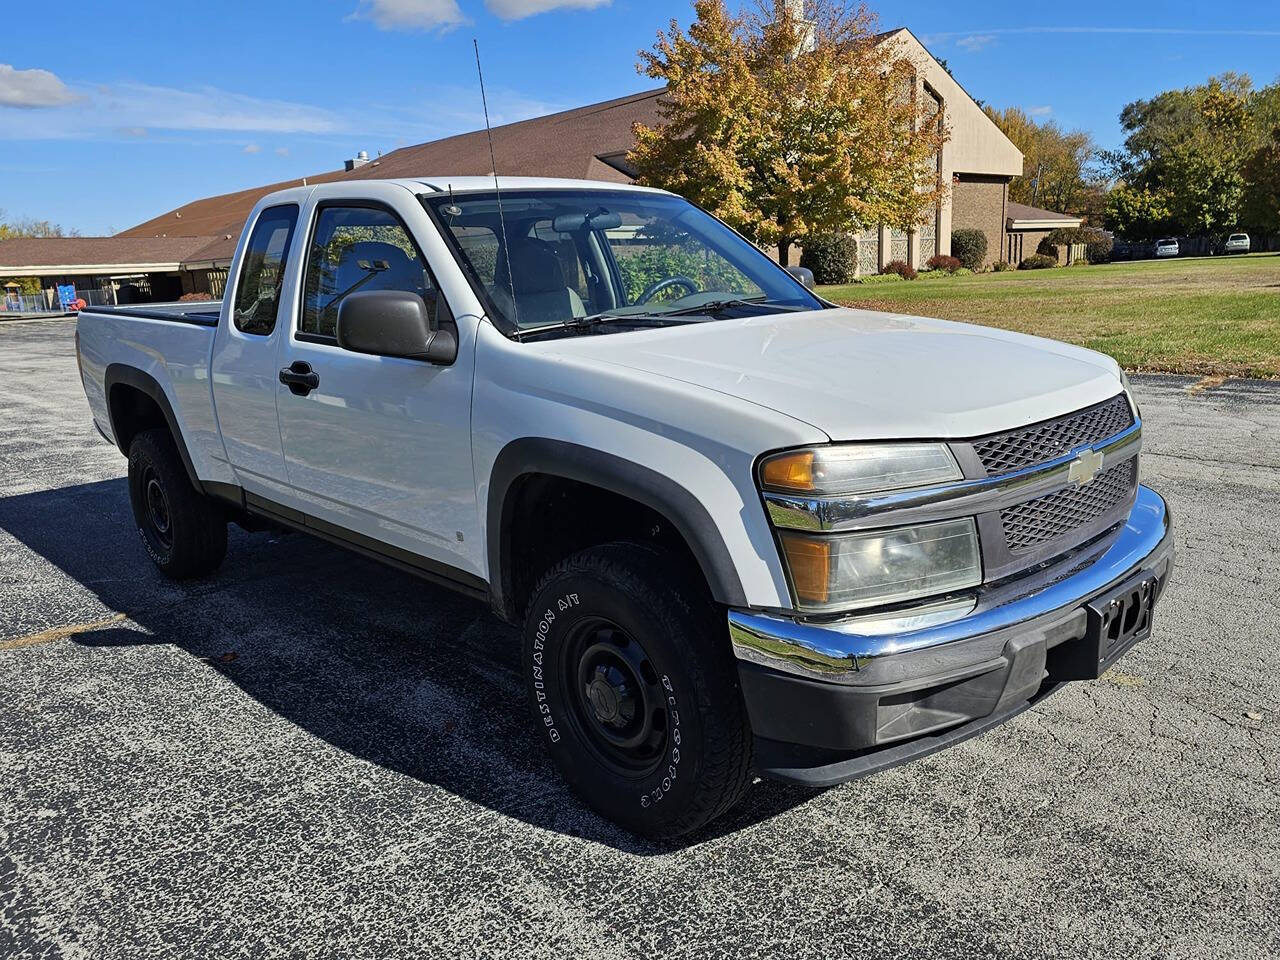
232 204 299 335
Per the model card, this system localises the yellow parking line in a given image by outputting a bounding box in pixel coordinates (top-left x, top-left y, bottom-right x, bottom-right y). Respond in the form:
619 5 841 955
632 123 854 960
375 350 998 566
0 613 128 651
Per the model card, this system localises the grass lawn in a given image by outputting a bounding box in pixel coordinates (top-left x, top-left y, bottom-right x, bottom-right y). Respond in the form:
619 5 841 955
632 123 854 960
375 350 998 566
817 253 1280 379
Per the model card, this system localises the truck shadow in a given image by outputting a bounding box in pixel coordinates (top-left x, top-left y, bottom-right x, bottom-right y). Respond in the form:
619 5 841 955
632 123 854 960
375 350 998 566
0 478 821 853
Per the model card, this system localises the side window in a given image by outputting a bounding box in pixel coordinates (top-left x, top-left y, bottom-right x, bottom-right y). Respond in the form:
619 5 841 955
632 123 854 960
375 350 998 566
300 205 439 339
233 205 298 335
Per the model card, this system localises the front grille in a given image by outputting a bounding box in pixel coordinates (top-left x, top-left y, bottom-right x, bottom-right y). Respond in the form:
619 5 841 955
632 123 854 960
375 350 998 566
1000 460 1136 552
972 394 1134 475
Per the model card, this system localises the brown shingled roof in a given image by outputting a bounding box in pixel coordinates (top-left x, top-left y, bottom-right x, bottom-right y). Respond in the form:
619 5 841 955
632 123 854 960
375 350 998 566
117 88 667 242
0 235 221 271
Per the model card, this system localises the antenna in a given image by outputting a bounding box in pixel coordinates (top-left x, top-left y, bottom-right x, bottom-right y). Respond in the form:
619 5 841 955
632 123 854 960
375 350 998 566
474 39 519 328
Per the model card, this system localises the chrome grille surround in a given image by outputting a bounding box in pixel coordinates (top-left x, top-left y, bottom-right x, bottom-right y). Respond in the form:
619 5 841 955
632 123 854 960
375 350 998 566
971 394 1135 476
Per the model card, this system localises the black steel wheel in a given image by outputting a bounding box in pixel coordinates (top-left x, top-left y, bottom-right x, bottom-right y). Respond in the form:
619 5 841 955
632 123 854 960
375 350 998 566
563 617 669 778
522 541 752 839
139 463 174 552
127 429 227 579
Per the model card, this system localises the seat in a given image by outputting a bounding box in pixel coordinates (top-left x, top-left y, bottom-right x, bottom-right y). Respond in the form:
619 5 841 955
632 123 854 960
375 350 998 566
491 236 585 327
334 241 427 299
315 240 431 336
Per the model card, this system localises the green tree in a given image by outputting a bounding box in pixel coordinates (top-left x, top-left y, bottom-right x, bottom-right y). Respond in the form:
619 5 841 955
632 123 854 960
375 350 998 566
0 210 77 239
629 0 948 265
1108 74 1253 236
1104 184 1174 241
1241 125 1280 235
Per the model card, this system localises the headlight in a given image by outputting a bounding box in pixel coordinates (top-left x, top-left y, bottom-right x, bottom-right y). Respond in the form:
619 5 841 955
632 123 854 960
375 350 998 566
759 443 961 496
1119 369 1141 418
777 518 981 612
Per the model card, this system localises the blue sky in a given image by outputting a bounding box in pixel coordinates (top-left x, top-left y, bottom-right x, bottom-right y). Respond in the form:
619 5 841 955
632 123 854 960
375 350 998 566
2 0 1278 235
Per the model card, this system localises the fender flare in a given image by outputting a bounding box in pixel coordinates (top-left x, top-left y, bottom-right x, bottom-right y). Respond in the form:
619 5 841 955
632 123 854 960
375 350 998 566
104 363 204 494
487 437 747 621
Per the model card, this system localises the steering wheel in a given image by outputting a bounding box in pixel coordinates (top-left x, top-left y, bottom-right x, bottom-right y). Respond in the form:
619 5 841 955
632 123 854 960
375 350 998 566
636 275 699 304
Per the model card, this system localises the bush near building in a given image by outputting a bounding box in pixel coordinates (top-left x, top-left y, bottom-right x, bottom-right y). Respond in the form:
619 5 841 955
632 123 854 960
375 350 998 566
799 233 858 284
1036 226 1114 264
925 254 962 273
951 229 988 271
1019 253 1058 270
882 259 917 280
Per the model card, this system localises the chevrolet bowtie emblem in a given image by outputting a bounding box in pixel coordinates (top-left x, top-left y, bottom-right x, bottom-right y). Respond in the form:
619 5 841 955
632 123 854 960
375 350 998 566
1067 448 1105 486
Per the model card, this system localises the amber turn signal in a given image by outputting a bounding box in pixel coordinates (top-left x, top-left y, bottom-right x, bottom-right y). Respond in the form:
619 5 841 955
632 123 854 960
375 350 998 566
760 451 815 493
778 532 831 605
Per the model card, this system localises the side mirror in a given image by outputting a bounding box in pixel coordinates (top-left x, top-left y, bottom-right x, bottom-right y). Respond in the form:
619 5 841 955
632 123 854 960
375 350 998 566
336 290 457 365
785 266 815 289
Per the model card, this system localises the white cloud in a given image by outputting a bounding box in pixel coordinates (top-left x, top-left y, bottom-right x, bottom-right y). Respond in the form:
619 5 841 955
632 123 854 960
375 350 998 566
483 0 609 18
956 34 995 52
0 81 343 140
97 83 341 134
1027 105 1053 117
350 0 467 31
0 63 80 108
0 71 564 147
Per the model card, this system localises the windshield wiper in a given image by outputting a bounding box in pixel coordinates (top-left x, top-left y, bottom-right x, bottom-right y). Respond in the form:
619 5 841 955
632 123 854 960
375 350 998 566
510 310 679 341
656 296 806 318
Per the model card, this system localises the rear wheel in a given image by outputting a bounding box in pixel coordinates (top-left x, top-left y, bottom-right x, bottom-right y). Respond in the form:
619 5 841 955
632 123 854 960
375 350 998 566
522 542 752 839
127 429 227 579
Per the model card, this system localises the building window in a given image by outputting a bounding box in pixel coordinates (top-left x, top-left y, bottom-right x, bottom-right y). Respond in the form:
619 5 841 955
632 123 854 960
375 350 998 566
918 217 937 264
890 228 909 264
858 227 879 275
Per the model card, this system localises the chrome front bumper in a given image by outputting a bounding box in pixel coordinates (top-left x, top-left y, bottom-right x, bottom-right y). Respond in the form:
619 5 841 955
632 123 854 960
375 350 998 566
729 485 1175 783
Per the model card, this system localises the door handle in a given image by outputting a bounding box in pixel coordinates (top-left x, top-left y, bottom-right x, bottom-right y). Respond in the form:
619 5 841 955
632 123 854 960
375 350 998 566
279 360 320 396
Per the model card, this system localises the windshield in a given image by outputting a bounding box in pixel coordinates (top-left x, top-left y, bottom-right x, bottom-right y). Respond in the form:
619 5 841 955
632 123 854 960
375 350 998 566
423 189 823 336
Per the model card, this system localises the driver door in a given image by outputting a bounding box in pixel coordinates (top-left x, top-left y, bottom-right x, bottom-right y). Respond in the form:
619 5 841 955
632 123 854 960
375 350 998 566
271 192 481 580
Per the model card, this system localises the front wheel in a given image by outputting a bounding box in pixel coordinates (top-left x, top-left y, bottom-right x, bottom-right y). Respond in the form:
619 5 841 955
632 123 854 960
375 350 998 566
522 542 752 839
127 429 227 579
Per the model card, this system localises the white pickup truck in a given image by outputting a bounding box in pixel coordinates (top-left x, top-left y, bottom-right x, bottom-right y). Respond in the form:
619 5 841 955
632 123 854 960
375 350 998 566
77 177 1173 838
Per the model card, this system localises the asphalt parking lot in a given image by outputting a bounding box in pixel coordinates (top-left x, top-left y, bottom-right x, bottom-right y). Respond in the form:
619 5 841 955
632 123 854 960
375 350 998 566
2 318 1278 959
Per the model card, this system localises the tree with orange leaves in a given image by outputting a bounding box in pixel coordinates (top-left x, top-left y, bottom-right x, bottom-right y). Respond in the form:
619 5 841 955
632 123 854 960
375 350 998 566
629 0 948 265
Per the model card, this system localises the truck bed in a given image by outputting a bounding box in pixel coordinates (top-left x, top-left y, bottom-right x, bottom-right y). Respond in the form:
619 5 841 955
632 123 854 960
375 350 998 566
76 299 234 492
78 301 223 326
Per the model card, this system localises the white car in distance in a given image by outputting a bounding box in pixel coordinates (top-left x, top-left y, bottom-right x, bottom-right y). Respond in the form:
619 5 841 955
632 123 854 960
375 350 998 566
1224 233 1250 255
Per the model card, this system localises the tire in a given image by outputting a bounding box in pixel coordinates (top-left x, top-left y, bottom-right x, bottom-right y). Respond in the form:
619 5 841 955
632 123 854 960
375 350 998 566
127 428 227 579
522 542 752 839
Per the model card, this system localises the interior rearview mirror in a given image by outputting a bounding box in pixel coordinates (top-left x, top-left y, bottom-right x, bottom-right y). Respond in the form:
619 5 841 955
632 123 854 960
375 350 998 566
551 210 623 233
336 290 457 365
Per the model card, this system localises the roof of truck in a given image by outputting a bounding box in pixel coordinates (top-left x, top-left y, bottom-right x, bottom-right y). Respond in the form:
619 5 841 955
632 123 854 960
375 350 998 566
255 176 670 209
405 176 668 194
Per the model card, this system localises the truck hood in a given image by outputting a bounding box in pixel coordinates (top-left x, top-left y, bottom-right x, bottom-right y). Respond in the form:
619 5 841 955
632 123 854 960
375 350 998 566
535 307 1124 441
